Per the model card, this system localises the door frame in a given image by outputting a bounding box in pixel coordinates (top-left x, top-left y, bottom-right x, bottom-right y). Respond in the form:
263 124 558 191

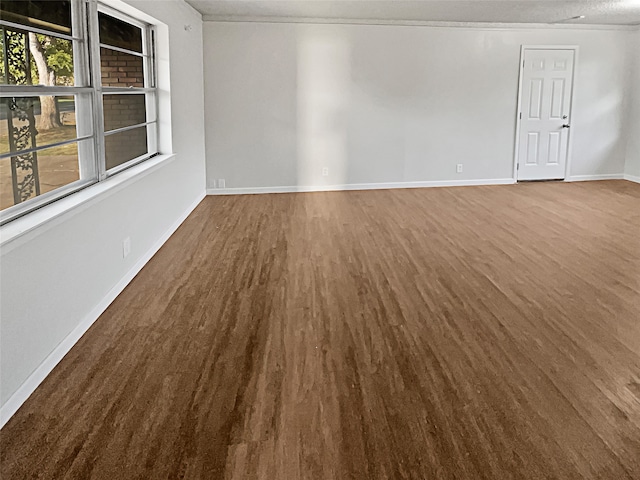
512 45 579 182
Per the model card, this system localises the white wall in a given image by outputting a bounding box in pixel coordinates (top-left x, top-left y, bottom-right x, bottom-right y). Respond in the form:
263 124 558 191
625 28 640 180
0 0 206 419
204 22 635 190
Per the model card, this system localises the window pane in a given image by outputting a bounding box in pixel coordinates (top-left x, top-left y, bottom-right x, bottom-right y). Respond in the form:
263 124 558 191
1 96 80 154
0 27 76 86
103 94 146 132
98 12 143 53
0 140 85 211
0 1 72 36
105 125 148 170
100 47 144 87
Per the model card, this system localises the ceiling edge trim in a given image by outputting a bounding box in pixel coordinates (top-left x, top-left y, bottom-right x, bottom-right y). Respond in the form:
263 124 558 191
201 15 640 31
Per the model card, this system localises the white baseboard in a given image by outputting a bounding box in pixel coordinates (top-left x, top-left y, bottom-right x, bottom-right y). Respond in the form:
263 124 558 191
0 191 205 429
565 174 625 182
207 178 516 195
624 174 640 184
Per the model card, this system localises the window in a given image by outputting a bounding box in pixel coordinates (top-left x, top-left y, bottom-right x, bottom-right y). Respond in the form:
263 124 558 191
0 0 157 224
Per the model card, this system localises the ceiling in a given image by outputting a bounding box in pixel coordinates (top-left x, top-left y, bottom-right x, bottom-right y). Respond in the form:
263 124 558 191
185 0 640 26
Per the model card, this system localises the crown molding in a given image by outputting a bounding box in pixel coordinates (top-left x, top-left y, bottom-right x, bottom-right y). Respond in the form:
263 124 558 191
202 15 640 31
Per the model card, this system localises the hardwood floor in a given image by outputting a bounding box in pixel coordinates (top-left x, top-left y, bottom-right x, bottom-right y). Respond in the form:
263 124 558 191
1 180 640 479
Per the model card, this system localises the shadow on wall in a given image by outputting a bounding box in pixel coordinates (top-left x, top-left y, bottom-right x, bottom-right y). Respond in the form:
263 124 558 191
294 28 442 188
573 90 625 174
570 59 626 175
294 29 427 188
289 27 518 188
209 25 548 190
296 30 350 187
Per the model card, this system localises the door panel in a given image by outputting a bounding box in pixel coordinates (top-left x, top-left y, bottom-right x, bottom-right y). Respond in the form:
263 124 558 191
550 79 565 119
548 132 561 165
517 49 574 181
526 132 540 165
528 79 543 119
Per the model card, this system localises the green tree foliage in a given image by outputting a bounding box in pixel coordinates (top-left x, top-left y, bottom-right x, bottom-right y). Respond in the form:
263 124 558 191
0 28 74 85
37 34 73 84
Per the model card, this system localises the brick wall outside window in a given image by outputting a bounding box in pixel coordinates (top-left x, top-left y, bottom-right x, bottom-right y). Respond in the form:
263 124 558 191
101 48 148 169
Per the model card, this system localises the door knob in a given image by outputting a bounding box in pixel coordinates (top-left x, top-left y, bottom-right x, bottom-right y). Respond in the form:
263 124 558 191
562 124 571 128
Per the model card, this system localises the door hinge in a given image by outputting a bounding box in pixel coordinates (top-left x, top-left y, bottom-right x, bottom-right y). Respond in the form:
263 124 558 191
517 163 520 170
519 112 522 120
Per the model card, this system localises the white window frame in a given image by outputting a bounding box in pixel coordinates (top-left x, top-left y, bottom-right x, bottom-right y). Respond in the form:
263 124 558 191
92 2 158 179
0 0 158 225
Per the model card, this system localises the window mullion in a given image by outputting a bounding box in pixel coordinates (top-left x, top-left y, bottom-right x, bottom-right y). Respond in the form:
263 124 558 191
100 87 156 94
104 121 154 137
87 0 106 181
0 85 93 96
0 135 94 161
143 24 157 155
0 20 79 41
71 0 96 181
99 43 146 57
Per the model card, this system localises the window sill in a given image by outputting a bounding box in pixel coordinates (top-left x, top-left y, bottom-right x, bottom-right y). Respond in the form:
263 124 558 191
0 153 176 251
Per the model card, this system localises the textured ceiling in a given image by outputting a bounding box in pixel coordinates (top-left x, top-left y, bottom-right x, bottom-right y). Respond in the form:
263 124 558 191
185 0 640 25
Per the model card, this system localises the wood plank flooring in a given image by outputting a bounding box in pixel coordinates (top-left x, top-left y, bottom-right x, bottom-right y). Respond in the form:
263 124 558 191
1 180 640 479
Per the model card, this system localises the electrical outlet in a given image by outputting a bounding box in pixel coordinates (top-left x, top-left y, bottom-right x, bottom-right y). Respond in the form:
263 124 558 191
456 164 463 173
123 237 131 258
322 167 329 176
218 179 225 189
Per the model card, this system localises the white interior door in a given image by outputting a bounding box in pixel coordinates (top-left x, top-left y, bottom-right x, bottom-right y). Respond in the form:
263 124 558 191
517 49 575 181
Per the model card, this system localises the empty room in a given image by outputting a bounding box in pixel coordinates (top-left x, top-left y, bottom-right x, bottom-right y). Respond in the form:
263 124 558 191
1 0 639 478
